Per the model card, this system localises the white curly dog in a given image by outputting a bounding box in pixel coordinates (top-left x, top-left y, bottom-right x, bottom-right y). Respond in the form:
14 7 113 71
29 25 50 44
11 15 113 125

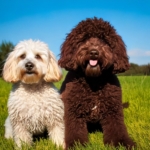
3 39 64 148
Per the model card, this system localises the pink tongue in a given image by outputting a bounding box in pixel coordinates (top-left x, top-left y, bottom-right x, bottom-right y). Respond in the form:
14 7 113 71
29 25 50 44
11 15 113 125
89 60 98 66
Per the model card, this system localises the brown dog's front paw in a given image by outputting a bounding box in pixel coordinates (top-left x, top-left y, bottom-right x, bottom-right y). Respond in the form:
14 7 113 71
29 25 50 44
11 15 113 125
123 139 136 150
104 137 136 150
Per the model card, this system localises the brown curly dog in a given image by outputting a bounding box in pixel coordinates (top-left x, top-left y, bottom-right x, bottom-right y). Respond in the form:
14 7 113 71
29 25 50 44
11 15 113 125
59 17 136 150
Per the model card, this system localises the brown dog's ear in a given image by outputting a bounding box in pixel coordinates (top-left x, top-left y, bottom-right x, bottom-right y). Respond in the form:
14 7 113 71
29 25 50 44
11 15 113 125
112 35 130 74
58 38 78 71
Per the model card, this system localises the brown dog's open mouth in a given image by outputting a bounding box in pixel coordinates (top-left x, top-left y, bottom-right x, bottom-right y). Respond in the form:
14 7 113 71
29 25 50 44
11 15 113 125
89 60 98 67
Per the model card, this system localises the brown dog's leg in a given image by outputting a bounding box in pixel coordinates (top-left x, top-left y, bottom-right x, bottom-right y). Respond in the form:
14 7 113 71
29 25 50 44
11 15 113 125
65 114 88 149
101 116 136 150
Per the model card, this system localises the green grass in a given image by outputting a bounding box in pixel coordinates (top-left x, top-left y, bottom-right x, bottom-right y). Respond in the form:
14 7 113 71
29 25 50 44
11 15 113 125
0 76 150 150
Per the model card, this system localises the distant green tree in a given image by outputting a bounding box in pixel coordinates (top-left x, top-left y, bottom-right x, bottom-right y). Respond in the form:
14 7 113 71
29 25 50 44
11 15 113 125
119 63 150 76
143 63 150 75
0 41 14 77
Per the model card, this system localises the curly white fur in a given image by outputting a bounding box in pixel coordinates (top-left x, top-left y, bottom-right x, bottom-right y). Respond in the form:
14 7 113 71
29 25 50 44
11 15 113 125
3 39 64 148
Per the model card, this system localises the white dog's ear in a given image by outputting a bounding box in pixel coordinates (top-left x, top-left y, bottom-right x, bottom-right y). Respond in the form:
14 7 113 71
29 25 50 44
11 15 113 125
44 50 62 82
3 51 19 83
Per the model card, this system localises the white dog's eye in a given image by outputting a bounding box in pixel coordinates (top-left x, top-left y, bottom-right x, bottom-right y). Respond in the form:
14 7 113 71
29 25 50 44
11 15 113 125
20 54 26 59
35 54 41 60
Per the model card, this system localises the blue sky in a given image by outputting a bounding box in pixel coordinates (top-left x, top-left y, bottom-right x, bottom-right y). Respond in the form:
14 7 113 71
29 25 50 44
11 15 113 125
0 0 150 65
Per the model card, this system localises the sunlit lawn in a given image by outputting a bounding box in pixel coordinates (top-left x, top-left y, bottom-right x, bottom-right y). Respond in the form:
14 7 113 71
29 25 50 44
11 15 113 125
0 75 150 150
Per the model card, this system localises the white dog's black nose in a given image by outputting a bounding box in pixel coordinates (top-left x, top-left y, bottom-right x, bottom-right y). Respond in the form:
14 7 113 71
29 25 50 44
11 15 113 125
25 62 34 71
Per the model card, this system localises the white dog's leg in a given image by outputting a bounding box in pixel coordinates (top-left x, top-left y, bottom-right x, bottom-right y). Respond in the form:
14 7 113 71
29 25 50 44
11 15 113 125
4 116 13 139
13 123 33 147
48 123 65 147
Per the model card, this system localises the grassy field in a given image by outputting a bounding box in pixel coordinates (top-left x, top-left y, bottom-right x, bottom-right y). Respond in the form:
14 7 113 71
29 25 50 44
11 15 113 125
0 76 150 150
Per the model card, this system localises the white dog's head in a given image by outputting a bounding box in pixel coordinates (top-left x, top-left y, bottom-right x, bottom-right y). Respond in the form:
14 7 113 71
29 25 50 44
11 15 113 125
3 39 62 84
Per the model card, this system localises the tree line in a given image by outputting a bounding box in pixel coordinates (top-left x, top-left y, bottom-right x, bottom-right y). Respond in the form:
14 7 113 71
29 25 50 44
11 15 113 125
0 41 14 77
0 41 150 77
119 63 150 76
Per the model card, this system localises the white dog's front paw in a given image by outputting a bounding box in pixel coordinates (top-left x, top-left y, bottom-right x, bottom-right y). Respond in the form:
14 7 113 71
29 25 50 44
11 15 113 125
4 117 13 139
4 131 13 139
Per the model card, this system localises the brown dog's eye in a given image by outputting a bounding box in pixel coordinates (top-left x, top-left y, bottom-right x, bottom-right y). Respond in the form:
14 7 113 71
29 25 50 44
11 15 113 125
20 54 26 59
35 54 41 60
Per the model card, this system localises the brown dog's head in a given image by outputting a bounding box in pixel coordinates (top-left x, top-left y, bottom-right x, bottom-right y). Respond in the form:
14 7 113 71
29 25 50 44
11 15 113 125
59 17 129 77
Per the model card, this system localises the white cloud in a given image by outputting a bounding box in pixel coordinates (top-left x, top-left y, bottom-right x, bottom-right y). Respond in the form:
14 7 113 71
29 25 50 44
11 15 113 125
127 49 150 57
145 51 150 56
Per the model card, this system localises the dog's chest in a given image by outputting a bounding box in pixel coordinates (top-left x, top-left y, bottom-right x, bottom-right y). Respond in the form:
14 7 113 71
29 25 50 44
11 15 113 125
74 95 102 122
66 79 104 122
8 84 59 133
12 95 52 132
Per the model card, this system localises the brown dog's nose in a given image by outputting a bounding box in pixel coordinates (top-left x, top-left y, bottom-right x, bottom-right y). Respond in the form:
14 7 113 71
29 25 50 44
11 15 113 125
90 50 99 58
25 62 34 71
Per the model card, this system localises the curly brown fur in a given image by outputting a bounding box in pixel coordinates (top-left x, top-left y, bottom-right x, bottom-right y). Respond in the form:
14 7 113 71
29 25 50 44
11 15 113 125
59 17 136 150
